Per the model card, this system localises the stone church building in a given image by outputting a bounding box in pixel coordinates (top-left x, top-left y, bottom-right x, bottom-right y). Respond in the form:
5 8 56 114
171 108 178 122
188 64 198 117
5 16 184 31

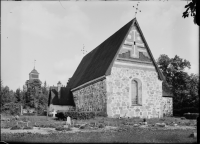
49 18 173 118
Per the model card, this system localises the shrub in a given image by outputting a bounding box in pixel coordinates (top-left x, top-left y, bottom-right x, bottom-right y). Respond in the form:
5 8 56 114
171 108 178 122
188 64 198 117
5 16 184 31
56 111 95 120
11 125 22 130
183 113 199 119
96 111 108 117
98 123 105 128
55 112 66 120
173 107 199 116
23 126 33 130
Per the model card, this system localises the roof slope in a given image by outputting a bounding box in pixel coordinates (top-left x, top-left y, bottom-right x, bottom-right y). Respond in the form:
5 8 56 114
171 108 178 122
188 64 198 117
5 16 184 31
48 87 75 106
68 19 133 89
29 69 39 74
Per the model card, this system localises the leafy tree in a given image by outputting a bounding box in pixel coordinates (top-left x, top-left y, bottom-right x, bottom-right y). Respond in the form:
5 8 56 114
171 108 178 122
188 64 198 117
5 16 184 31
182 0 199 26
1 86 16 107
15 88 23 103
67 78 71 86
157 54 198 111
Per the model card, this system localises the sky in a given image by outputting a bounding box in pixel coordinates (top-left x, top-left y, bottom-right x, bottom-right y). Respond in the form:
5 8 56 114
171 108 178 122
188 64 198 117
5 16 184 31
1 1 199 91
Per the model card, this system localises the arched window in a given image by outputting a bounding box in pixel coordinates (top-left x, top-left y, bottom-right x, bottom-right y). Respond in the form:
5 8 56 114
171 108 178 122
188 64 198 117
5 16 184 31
131 79 142 105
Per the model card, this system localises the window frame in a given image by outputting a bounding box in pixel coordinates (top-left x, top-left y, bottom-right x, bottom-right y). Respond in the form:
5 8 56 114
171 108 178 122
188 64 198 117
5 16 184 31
129 78 142 106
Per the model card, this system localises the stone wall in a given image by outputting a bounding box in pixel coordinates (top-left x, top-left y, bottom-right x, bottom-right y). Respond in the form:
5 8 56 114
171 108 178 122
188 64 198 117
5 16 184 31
106 66 164 118
162 97 173 116
49 104 75 112
72 80 107 112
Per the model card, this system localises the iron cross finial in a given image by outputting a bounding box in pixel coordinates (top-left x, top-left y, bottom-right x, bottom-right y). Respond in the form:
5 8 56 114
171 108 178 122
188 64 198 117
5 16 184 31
81 44 87 55
133 2 142 18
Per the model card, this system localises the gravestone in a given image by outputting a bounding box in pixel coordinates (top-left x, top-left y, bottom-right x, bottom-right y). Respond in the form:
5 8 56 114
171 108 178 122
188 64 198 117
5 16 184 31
66 116 71 125
52 110 57 117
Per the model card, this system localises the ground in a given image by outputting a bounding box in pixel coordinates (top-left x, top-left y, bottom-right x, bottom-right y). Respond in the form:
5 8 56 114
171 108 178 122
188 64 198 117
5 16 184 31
1 115 198 143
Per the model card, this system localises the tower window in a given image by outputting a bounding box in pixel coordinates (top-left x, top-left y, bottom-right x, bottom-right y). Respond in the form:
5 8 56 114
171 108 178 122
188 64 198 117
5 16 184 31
32 74 38 78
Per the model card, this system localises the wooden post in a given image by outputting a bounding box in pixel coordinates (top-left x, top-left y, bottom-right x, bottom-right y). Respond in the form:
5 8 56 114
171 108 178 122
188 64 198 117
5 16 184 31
46 105 48 121
20 105 23 116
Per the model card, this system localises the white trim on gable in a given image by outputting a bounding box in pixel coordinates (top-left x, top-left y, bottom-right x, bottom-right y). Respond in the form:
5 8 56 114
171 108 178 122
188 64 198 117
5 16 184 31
114 61 155 69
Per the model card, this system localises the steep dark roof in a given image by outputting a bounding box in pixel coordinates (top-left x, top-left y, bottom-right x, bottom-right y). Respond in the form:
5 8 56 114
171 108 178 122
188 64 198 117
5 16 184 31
29 68 39 74
48 87 75 106
68 18 164 90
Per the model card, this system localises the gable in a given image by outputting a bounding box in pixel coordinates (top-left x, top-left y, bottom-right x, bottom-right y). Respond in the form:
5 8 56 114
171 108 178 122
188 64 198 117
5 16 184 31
112 20 164 80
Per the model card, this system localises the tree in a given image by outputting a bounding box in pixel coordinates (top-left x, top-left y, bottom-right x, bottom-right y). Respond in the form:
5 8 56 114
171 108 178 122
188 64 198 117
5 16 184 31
15 88 23 103
1 86 16 107
182 0 199 26
157 54 198 111
67 78 71 86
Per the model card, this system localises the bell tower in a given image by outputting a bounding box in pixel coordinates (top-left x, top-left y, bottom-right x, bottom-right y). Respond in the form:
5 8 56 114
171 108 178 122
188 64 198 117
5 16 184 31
29 60 39 80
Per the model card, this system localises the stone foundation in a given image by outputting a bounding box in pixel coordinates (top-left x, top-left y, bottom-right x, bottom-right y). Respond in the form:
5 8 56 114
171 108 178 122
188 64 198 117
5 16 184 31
49 104 75 111
106 66 164 118
72 80 107 112
162 97 173 116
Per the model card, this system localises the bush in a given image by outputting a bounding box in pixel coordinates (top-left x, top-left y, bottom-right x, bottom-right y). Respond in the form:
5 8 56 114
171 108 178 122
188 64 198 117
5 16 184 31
23 126 33 130
96 111 108 117
173 107 199 116
56 111 95 120
55 112 66 120
11 125 22 130
98 123 105 128
183 113 199 119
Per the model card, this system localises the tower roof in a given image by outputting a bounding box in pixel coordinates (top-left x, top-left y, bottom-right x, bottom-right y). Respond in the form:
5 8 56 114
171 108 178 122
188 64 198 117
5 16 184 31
29 68 39 74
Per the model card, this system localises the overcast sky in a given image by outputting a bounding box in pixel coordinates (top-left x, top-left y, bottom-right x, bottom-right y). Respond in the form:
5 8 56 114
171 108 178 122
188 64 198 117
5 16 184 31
1 1 198 91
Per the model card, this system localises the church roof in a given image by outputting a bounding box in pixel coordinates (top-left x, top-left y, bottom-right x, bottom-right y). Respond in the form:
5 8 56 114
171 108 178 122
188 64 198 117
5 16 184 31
29 68 39 74
48 87 75 106
68 18 165 90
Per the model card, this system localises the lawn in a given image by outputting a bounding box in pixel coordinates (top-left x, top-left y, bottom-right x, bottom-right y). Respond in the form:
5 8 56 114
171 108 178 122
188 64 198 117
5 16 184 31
1 115 198 143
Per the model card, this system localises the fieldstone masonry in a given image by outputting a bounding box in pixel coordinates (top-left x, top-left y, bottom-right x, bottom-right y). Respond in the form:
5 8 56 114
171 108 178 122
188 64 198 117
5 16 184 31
73 80 107 112
106 66 172 118
72 66 172 118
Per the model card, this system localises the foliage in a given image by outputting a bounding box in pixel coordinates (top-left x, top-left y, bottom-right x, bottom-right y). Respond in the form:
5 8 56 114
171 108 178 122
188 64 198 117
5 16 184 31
1 86 16 107
98 123 105 128
183 113 199 120
23 126 33 130
182 0 198 26
157 54 199 111
55 126 71 131
10 125 22 130
173 107 199 116
95 111 108 117
56 111 95 120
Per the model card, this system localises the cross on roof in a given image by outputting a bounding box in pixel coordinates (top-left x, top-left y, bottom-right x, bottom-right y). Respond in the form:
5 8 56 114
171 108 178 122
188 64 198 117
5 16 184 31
81 44 87 55
133 2 141 18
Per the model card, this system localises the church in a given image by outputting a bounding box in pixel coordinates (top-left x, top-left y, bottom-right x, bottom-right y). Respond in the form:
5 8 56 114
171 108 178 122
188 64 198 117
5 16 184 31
48 18 173 118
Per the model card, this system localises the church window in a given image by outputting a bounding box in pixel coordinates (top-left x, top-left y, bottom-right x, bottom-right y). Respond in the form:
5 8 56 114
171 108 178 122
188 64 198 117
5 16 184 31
131 79 142 106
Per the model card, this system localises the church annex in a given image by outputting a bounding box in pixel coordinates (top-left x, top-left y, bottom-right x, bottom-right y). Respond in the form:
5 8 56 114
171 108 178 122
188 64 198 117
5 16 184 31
49 18 173 118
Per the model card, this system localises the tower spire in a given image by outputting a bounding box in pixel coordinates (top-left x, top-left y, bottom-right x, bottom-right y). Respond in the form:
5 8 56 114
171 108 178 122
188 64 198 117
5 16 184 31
34 60 36 69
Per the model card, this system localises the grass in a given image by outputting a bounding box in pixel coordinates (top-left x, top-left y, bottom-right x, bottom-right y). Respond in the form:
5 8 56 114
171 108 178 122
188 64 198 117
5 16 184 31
1 128 197 143
1 115 198 143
